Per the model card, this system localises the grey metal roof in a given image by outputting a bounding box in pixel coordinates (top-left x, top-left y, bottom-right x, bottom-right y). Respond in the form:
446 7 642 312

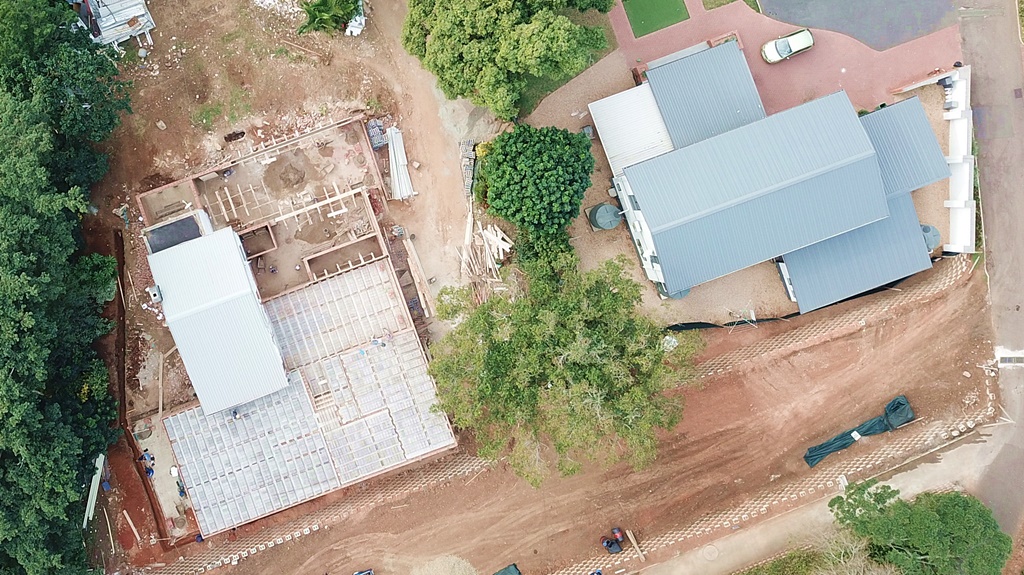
780 98 949 313
647 42 711 69
783 193 932 313
646 41 765 148
148 228 289 413
859 97 951 197
623 91 889 293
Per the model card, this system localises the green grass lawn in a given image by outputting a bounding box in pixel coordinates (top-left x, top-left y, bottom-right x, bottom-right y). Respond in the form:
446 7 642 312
517 9 618 116
623 0 689 38
702 0 761 12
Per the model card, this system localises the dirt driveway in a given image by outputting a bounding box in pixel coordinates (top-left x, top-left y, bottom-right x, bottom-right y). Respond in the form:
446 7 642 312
228 272 994 575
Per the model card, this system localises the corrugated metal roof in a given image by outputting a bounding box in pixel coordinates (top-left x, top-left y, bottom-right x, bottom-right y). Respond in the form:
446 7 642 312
859 97 951 197
623 91 889 293
784 194 932 313
386 127 415 200
588 84 675 176
646 41 765 148
148 228 289 413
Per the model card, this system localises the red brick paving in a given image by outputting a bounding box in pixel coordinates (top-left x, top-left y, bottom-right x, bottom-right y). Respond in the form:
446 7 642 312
608 0 963 113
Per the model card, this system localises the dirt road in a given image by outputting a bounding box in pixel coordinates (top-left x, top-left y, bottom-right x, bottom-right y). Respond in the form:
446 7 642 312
231 273 994 575
955 0 1024 568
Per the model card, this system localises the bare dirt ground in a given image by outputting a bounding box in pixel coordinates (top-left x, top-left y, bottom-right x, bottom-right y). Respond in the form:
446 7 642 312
228 272 995 575
104 0 496 416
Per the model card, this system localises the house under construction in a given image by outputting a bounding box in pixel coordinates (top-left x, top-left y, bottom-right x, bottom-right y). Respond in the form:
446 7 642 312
137 117 455 536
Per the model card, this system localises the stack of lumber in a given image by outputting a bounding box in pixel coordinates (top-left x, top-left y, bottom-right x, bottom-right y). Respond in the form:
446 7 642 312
480 224 513 264
458 207 514 303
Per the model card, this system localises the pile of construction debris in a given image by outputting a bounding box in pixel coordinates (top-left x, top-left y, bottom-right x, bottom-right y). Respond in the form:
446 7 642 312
459 206 513 303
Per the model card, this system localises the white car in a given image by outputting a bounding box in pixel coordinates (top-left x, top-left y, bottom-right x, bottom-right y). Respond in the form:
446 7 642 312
761 29 814 64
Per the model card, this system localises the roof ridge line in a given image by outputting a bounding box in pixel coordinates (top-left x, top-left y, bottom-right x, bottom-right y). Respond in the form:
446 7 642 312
164 290 254 322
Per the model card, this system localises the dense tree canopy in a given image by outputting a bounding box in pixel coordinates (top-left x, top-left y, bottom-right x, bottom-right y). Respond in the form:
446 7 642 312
829 480 1011 575
0 0 125 572
480 125 594 252
402 0 610 118
430 253 700 484
0 0 129 191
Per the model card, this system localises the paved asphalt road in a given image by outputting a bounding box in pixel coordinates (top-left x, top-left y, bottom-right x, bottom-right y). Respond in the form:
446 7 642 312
961 0 1024 533
758 0 957 50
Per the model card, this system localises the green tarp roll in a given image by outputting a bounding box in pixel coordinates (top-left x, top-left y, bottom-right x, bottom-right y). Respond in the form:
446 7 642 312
803 395 915 467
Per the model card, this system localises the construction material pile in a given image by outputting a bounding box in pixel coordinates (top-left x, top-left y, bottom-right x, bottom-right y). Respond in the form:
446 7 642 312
386 127 416 201
459 207 513 303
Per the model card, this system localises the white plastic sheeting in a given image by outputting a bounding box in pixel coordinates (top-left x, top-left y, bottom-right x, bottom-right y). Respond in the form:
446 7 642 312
386 126 416 201
166 263 456 536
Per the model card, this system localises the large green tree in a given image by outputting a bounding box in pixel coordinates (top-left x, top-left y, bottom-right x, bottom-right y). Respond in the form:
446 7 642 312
480 124 594 255
402 0 609 119
829 480 1011 575
430 253 699 484
0 1 125 572
0 0 130 191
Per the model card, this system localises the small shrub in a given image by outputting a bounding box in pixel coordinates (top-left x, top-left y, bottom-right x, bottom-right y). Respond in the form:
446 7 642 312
297 0 359 35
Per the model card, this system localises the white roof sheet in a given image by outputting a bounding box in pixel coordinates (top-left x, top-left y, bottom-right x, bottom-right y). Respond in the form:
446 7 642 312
589 83 675 176
148 228 289 413
386 127 415 201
